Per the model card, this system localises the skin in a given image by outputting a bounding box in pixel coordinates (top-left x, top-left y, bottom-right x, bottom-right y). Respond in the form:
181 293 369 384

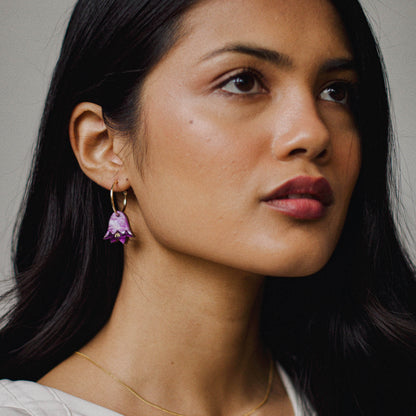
39 0 361 415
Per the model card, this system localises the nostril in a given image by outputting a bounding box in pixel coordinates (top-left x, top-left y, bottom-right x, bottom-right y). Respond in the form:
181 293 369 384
317 149 327 158
287 148 328 158
289 148 307 156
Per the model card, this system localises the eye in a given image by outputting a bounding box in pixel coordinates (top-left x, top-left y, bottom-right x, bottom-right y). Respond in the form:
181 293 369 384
320 82 352 105
219 70 265 95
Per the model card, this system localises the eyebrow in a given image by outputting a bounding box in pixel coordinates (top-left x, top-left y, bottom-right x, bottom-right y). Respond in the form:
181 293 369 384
320 58 356 73
200 43 294 68
199 43 356 74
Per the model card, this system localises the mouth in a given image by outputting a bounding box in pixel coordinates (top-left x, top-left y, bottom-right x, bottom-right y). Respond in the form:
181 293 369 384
262 176 334 220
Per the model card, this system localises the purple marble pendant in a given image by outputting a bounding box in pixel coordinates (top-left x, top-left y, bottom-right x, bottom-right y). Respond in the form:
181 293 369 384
104 211 133 244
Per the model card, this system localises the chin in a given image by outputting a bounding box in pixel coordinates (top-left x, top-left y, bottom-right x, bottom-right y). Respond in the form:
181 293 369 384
246 249 333 278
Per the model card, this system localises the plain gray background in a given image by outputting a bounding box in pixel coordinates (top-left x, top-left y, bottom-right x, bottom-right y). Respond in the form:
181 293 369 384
1 0 415 284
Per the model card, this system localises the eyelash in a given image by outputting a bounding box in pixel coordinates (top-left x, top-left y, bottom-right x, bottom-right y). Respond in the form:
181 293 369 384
216 68 357 107
319 81 357 106
217 68 267 96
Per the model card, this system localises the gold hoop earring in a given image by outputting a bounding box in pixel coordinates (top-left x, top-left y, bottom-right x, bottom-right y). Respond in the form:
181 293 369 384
104 182 133 244
110 182 127 214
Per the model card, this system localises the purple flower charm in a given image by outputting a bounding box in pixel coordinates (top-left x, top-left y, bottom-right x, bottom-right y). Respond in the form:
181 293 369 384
104 211 133 244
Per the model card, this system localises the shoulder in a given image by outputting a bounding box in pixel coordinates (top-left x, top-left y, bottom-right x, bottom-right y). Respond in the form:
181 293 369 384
0 379 123 416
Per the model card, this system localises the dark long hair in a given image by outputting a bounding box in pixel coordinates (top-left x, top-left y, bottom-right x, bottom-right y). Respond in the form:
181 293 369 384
1 0 415 415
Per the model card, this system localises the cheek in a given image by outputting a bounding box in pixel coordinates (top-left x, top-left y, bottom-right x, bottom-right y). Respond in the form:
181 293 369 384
324 109 361 189
134 99 259 250
337 134 361 181
141 93 265 195
335 131 361 199
328 128 361 239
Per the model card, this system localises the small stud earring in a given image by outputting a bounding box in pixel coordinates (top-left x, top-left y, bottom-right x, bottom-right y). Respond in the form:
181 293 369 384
103 182 133 244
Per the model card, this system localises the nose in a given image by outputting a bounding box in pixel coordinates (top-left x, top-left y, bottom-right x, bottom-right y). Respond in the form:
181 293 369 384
271 94 331 163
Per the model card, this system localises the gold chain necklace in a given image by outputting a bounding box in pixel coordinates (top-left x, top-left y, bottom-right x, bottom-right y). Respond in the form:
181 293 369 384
75 351 274 416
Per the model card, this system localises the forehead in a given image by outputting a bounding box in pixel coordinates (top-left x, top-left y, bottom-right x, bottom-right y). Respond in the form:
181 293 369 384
176 0 351 63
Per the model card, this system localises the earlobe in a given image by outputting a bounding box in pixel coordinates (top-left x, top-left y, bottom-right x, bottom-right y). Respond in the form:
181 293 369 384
69 102 129 190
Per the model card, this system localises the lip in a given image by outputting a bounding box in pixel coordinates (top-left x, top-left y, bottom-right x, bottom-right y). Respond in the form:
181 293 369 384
261 176 334 219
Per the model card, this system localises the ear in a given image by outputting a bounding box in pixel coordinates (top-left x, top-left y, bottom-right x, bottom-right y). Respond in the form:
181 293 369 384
69 102 130 191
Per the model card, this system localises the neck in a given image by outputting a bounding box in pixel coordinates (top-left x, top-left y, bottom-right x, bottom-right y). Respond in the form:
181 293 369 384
83 243 270 414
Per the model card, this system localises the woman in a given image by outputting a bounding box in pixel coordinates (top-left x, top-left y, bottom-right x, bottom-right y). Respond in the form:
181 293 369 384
0 0 415 415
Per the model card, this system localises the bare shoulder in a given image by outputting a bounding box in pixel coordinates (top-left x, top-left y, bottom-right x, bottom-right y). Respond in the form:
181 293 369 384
38 353 87 392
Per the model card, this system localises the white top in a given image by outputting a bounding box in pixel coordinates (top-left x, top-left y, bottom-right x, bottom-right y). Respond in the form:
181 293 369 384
0 366 309 416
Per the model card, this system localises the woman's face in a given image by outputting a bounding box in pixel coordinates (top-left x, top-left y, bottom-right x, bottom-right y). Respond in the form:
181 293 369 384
122 0 361 277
